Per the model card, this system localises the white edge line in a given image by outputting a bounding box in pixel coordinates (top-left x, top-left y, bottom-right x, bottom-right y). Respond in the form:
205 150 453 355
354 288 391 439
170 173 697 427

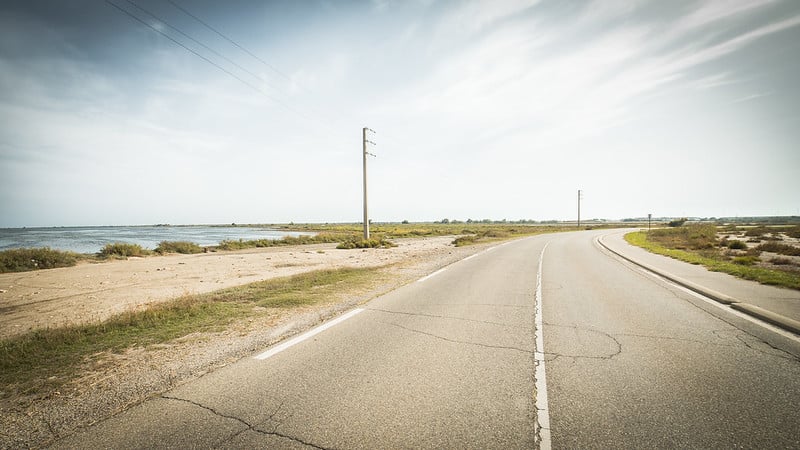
417 241 513 283
638 268 800 342
596 235 800 343
534 243 552 450
254 308 365 360
417 267 448 283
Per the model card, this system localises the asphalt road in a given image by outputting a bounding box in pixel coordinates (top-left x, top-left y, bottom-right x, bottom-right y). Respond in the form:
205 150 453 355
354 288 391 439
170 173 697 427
55 230 800 449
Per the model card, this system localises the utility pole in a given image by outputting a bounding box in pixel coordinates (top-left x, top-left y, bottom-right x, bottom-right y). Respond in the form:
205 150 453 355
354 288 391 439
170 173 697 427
648 213 652 231
362 127 376 240
577 189 582 228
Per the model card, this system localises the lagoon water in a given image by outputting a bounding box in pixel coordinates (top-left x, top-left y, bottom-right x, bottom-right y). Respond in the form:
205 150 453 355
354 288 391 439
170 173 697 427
0 226 312 254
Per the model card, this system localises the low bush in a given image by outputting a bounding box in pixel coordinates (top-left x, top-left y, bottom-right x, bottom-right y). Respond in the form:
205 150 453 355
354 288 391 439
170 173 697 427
453 235 478 247
770 257 794 266
755 242 800 256
0 247 79 273
667 218 687 227
336 238 397 249
99 243 148 258
726 240 747 250
155 241 203 254
744 227 769 237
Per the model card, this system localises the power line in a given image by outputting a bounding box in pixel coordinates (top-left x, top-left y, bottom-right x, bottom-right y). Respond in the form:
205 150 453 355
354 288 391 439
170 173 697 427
163 0 345 136
123 0 268 89
105 0 305 117
166 0 291 83
108 0 354 148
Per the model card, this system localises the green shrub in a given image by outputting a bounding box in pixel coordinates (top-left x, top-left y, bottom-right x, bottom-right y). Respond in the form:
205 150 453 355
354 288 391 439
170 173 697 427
727 240 747 250
336 238 396 249
155 241 203 254
667 218 687 227
0 247 79 273
99 243 148 258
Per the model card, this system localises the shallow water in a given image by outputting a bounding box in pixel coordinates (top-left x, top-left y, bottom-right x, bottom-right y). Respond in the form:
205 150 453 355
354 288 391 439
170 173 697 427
0 226 312 254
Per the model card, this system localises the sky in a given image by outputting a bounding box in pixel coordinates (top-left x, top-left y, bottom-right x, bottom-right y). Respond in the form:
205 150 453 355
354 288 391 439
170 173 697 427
1 0 799 227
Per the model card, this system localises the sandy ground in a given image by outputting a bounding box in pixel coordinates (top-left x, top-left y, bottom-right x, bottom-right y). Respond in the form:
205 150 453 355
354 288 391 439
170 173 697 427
0 236 463 340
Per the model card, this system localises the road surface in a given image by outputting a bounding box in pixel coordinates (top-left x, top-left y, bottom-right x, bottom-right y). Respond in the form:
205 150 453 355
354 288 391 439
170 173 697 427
55 230 800 449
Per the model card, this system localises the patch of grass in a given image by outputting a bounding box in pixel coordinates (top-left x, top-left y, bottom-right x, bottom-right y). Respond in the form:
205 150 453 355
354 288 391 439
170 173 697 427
155 241 204 254
99 243 149 258
0 267 381 399
732 256 759 266
0 247 80 273
625 231 800 290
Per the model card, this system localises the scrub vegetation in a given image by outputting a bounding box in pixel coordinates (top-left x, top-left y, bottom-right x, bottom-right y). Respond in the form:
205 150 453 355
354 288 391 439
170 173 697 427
217 232 345 250
154 241 204 254
0 247 80 273
99 242 149 258
625 223 800 290
0 267 383 399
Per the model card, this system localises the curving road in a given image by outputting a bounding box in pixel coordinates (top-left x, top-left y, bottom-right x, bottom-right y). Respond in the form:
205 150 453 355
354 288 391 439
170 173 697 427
55 230 800 449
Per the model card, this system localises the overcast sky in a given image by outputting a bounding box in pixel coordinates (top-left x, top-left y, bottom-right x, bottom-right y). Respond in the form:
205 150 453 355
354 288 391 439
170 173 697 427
1 0 799 227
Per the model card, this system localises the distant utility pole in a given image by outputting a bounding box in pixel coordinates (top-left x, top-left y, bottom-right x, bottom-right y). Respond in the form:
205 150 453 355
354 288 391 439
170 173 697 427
648 213 652 231
577 189 583 228
362 127 376 240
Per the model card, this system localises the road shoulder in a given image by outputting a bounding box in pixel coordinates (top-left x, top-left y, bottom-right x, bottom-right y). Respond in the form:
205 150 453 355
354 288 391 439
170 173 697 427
598 230 800 335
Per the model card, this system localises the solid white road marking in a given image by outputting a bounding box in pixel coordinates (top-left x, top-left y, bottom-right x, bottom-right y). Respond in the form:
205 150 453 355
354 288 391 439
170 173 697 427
417 241 514 283
417 267 448 283
534 243 552 450
637 268 800 343
254 308 365 360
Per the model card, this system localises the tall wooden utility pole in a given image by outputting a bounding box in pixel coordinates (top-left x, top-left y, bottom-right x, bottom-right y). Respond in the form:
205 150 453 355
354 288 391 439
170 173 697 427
577 189 582 228
362 127 375 240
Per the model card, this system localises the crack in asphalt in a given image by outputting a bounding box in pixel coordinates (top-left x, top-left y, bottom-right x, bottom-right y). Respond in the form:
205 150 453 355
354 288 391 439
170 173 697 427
614 331 740 348
541 323 623 360
366 307 526 329
724 331 800 362
542 322 799 363
162 395 330 450
381 321 534 354
607 248 800 362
